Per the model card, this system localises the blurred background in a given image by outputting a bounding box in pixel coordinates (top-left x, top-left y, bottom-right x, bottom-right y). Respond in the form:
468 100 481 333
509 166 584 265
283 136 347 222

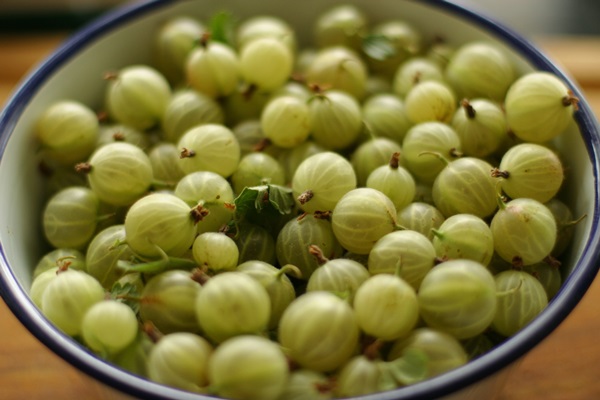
0 0 599 36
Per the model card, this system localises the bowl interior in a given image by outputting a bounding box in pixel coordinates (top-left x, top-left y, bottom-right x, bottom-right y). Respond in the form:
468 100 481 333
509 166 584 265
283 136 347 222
1 1 599 399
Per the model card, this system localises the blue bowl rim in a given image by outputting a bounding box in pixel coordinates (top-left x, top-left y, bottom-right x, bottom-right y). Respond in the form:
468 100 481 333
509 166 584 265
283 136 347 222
1 0 600 399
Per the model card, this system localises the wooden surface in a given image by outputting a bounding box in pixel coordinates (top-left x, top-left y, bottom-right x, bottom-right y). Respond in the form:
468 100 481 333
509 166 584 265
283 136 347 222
1 33 600 400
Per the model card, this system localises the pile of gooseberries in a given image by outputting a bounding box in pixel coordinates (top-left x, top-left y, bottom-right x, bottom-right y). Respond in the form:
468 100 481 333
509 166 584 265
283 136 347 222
30 4 582 400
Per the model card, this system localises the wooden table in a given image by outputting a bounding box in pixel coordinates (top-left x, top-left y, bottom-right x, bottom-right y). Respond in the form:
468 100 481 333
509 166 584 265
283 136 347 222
1 33 600 400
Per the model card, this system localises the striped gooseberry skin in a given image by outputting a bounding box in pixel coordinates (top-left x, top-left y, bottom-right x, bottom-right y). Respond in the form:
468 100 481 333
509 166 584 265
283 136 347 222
147 332 213 393
139 270 203 334
432 213 494 266
292 151 357 213
451 98 507 158
177 124 241 178
105 65 172 131
495 143 564 203
365 153 416 211
41 269 106 336
305 46 368 100
388 327 469 379
334 355 383 398
445 41 516 102
234 222 277 265
490 198 557 266
362 93 413 143
432 156 498 218
185 40 240 99
96 124 150 150
236 260 296 329
240 37 293 92
35 100 99 166
278 291 360 372
208 335 289 400
401 121 462 184
491 270 548 337
368 20 423 73
350 137 403 187
33 248 85 278
83 141 154 207
367 230 436 290
417 259 497 339
392 57 443 98
231 152 286 194
544 197 576 257
396 201 445 241
504 71 577 143
174 171 235 234
192 232 239 273
153 16 206 85
306 257 370 302
353 274 420 340
85 224 136 289
148 142 186 185
276 214 343 280
236 15 297 53
331 188 398 255
524 261 562 300
261 95 311 149
161 88 224 143
278 369 332 400
404 80 457 124
81 300 140 355
195 272 271 343
124 192 197 258
307 90 363 150
42 186 100 250
278 140 326 183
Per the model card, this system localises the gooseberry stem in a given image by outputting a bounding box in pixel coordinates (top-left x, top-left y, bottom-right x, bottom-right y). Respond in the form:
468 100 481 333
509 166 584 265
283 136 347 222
297 190 314 205
142 320 163 343
103 71 119 81
252 137 272 152
461 98 476 119
544 255 562 269
389 152 401 169
491 168 510 179
191 267 212 285
199 31 211 48
308 244 329 266
74 162 92 174
562 91 580 111
190 204 210 224
56 256 75 273
179 148 196 158
560 213 587 230
278 264 303 279
313 210 332 220
363 337 385 360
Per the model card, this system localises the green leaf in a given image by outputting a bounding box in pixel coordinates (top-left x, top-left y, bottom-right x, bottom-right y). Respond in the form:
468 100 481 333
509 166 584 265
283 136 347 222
363 34 397 61
109 282 141 314
209 11 236 46
234 184 295 217
266 184 295 214
232 184 296 237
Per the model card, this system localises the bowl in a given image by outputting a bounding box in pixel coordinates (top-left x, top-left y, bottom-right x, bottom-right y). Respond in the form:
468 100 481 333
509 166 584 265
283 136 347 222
1 0 599 399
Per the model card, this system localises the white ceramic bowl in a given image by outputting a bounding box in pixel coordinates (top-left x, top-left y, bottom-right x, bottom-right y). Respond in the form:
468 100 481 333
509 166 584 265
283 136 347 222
1 1 599 399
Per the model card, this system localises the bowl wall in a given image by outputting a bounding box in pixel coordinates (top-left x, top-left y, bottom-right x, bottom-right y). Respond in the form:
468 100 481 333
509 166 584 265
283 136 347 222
1 1 599 399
